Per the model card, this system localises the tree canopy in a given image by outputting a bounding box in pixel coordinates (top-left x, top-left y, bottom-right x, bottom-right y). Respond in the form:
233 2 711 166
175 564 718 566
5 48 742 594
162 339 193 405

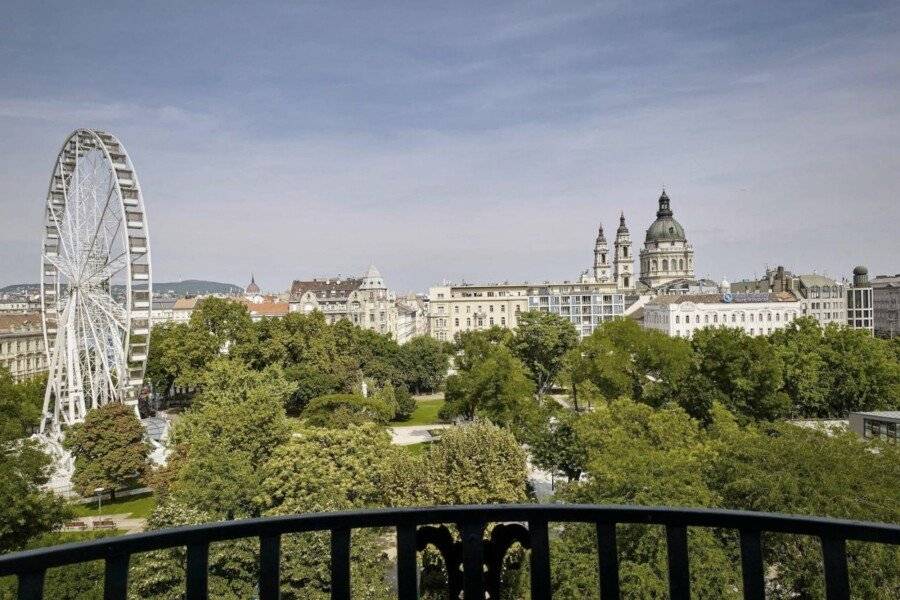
63 402 150 499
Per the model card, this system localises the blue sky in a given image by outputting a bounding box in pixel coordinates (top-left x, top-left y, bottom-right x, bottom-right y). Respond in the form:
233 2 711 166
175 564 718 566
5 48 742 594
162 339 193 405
1 1 898 292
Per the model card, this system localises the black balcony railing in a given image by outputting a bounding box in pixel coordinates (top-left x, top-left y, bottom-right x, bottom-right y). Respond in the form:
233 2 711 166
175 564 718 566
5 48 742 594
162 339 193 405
1 504 898 600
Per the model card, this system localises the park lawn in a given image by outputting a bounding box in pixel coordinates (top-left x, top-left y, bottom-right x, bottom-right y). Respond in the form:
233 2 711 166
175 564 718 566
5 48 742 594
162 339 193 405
71 492 156 518
397 397 445 426
401 441 432 456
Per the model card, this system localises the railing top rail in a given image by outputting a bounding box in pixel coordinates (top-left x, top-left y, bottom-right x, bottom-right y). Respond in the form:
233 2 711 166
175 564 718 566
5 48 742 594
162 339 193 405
1 504 898 576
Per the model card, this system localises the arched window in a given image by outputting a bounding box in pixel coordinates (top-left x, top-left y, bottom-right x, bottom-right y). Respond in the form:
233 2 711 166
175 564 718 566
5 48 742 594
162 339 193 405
679 259 684 270
651 259 658 271
623 246 629 257
623 276 630 287
675 315 680 324
662 259 669 271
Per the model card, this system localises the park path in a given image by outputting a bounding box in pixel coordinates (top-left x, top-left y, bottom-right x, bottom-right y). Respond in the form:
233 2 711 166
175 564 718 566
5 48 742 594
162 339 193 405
388 423 451 445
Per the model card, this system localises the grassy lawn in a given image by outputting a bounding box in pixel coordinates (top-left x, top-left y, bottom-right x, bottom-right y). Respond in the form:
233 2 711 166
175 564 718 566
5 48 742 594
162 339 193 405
396 397 445 426
71 492 156 518
401 441 432 456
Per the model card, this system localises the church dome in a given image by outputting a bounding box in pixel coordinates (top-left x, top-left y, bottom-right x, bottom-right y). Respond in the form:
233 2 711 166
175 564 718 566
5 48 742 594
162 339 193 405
245 274 260 294
645 190 687 243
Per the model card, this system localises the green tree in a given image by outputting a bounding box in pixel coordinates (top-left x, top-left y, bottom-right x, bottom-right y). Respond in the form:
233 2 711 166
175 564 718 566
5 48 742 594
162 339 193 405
567 319 693 408
528 410 587 481
168 358 293 517
63 403 150 500
397 335 449 393
688 327 790 422
512 310 579 397
303 393 395 428
0 367 44 439
818 325 900 415
258 424 394 599
441 345 535 430
453 327 514 372
769 317 830 417
130 500 258 600
393 384 416 420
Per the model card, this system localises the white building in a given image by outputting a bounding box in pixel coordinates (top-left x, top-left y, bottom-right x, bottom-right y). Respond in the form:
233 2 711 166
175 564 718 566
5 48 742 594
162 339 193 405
428 282 530 342
0 313 48 382
847 266 874 334
151 298 176 325
289 265 398 336
643 291 801 338
872 273 900 338
395 295 429 344
527 282 625 338
731 266 846 328
639 190 695 287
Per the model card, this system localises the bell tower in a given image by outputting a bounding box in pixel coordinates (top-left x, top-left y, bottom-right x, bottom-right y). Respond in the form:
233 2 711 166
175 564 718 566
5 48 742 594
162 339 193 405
614 212 634 289
593 224 611 282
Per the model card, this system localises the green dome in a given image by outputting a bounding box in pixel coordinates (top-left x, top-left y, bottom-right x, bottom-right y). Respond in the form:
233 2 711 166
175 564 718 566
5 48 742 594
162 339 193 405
645 190 687 243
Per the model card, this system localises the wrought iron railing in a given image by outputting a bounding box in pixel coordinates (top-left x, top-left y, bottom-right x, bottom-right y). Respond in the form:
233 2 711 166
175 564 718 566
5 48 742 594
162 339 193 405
1 504 897 599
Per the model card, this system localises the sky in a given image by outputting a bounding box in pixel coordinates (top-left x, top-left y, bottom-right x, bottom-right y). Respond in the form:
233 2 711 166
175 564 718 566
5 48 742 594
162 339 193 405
1 1 898 293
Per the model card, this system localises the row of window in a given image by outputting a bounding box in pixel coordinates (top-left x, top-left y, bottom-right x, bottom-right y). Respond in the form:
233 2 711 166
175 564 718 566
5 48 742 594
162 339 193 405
646 257 689 272
863 419 897 443
668 311 797 325
438 304 524 315
453 316 507 328
673 326 778 338
0 338 44 354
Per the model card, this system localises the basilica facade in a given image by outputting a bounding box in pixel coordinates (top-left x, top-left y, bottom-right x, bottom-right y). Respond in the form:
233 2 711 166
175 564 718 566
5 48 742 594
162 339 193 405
587 189 694 291
638 190 694 287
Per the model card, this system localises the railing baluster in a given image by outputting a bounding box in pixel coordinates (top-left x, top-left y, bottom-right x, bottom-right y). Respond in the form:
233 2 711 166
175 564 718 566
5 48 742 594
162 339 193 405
739 529 764 600
596 521 620 600
103 553 130 600
186 542 209 600
330 528 351 600
396 524 418 600
666 525 690 600
460 521 485 600
821 537 849 600
529 518 551 600
259 534 281 600
17 570 45 600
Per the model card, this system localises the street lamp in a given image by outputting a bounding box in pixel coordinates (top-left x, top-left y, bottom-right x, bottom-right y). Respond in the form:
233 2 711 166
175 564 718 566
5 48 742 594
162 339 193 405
94 487 105 514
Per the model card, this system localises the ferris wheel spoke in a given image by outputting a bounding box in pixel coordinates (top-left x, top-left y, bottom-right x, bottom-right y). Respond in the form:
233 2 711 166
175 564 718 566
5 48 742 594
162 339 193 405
85 291 129 333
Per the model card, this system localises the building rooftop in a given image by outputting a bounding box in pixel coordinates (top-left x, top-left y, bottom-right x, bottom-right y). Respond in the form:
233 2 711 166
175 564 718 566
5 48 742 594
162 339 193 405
0 313 43 333
290 278 363 298
851 411 900 420
649 291 798 305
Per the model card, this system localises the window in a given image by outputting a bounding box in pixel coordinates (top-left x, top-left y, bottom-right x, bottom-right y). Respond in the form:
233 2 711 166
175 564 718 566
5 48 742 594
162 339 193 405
623 276 630 287
713 314 718 323
623 246 629 257
454 306 459 314
675 315 680 324
489 305 494 312
704 314 709 324
731 314 736 323
501 317 506 325
679 258 684 270
685 315 690 324
864 419 882 439
466 318 471 327
662 259 669 271
489 317 494 325
454 318 459 327
501 305 505 312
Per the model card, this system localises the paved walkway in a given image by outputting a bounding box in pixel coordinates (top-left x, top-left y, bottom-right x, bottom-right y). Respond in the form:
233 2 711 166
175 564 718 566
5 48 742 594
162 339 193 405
62 513 146 534
388 423 452 445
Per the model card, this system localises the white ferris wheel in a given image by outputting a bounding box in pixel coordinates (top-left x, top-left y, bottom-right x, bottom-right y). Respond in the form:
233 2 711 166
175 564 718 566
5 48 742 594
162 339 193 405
39 129 152 437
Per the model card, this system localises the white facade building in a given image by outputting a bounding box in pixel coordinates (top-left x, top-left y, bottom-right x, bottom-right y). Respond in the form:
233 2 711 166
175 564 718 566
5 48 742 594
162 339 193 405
872 274 900 338
639 190 695 287
289 265 398 337
731 266 846 328
0 314 48 382
527 282 625 337
643 291 801 338
428 282 529 342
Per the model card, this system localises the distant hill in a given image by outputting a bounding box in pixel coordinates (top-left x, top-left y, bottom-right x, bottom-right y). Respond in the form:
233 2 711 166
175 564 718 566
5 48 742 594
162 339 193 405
1 280 243 297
